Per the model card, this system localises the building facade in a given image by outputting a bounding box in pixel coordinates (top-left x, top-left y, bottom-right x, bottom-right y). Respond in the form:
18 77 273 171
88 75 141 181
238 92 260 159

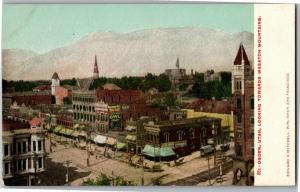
164 57 195 90
231 43 254 185
2 116 46 186
143 116 222 156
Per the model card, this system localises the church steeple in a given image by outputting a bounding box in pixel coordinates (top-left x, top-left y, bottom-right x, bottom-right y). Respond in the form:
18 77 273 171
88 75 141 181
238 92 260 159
93 55 99 79
176 57 180 69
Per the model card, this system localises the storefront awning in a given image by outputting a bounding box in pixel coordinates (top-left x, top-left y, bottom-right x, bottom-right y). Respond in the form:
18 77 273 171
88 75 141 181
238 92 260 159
59 128 74 136
106 137 117 145
93 135 107 144
125 125 136 131
126 134 137 141
115 142 127 150
142 145 176 158
53 126 63 133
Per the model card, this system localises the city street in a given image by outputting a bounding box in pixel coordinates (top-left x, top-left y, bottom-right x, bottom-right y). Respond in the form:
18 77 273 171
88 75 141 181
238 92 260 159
42 134 234 186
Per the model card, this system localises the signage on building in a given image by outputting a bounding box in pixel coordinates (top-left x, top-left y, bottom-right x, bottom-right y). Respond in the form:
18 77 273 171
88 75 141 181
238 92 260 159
108 105 121 112
109 112 122 130
121 104 129 111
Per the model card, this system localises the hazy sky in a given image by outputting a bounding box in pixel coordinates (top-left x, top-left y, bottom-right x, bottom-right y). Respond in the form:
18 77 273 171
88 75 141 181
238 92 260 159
3 4 253 53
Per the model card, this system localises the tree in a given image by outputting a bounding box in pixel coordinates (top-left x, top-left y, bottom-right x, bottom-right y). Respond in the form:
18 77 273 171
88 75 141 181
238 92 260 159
82 173 134 186
164 93 177 108
156 74 171 92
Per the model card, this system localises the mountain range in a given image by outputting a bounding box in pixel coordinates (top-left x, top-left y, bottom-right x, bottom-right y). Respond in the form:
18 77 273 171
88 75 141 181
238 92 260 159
2 27 254 81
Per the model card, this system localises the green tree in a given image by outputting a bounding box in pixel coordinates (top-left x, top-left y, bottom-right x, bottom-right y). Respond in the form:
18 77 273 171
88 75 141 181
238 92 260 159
156 74 171 92
164 93 177 108
82 173 134 186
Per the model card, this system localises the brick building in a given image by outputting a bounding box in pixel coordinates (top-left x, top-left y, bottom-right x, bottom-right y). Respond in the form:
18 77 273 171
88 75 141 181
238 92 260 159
56 111 73 129
231 43 254 185
143 116 222 157
3 91 52 107
96 86 161 130
55 86 71 105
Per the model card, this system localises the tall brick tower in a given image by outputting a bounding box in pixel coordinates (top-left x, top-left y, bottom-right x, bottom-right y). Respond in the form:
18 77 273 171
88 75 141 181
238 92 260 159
93 55 99 79
232 43 254 185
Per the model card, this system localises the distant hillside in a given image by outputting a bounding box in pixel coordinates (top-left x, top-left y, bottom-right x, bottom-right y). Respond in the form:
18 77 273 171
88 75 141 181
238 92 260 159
2 27 254 80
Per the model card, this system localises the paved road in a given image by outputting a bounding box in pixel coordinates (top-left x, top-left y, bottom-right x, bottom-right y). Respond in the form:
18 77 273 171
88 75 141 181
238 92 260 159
165 161 233 186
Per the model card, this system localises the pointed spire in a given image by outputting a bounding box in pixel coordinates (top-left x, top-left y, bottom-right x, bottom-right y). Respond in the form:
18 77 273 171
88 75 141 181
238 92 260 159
93 55 99 79
176 57 180 68
234 43 250 65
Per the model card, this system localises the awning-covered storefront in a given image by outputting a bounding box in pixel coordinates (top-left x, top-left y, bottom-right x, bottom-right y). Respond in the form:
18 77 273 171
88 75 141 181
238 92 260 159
106 137 116 145
53 126 62 133
115 142 127 150
142 145 176 158
125 134 137 141
93 135 107 144
160 147 176 157
125 125 136 131
59 128 74 136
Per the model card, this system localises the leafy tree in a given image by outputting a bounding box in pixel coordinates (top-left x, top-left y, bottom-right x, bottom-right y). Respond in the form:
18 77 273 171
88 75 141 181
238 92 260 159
190 72 231 100
179 83 188 91
82 173 134 186
60 78 77 86
164 93 177 108
156 74 171 92
89 77 108 90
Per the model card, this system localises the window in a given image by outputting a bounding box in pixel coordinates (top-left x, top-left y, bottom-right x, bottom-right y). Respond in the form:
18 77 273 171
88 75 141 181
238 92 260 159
38 157 43 168
18 160 22 172
250 98 254 110
22 141 27 153
4 144 9 156
237 132 242 138
235 79 242 90
237 113 242 124
12 143 16 155
236 97 241 109
178 131 184 141
250 117 254 125
4 162 9 175
22 159 26 171
164 132 170 143
190 129 195 139
17 142 21 154
38 140 42 151
201 128 206 137
33 141 36 152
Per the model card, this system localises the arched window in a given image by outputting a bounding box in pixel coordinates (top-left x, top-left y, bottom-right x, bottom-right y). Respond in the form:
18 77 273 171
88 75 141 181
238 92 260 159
178 130 184 141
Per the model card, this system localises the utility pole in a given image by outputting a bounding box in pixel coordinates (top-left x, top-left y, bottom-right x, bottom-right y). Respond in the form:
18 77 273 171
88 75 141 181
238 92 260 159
207 154 212 186
212 123 216 167
65 160 71 185
85 125 90 167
